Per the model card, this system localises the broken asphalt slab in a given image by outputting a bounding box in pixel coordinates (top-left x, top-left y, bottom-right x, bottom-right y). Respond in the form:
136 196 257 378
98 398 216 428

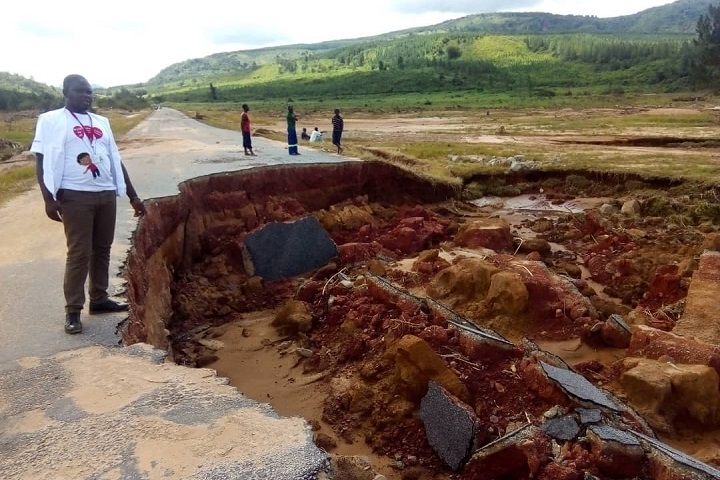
539 361 621 411
244 216 338 281
420 381 479 470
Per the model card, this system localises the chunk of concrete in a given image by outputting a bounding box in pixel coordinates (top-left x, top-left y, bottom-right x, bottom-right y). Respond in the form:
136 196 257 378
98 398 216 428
588 425 644 479
463 425 552 479
588 424 640 446
540 362 620 411
243 216 338 281
420 381 479 471
634 431 720 479
541 416 580 441
576 408 603 425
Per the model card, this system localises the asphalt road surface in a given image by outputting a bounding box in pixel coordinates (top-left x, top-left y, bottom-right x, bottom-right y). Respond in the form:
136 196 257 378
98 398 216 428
0 108 351 479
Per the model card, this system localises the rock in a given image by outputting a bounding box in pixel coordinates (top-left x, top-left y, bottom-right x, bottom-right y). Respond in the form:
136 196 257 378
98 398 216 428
674 251 720 345
704 233 720 252
198 339 225 351
315 204 376 232
415 249 440 264
620 357 720 431
586 425 644 478
314 432 337 451
272 300 313 335
463 425 552 479
394 335 470 403
576 408 603 425
518 238 552 255
328 455 378 480
621 200 641 216
627 325 720 378
347 382 376 415
296 348 314 358
559 262 582 279
599 204 616 215
541 416 580 441
338 242 390 264
601 314 632 348
420 381 480 471
454 218 514 252
485 271 529 316
426 258 500 307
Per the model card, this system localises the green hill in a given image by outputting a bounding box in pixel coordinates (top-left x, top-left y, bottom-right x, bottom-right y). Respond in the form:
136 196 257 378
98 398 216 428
147 0 708 88
0 73 61 111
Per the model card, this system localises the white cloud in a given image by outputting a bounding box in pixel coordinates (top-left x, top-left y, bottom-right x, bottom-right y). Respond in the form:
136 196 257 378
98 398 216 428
0 0 679 87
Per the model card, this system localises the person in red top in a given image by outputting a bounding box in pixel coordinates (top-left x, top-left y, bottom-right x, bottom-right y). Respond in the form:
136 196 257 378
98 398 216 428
240 103 255 156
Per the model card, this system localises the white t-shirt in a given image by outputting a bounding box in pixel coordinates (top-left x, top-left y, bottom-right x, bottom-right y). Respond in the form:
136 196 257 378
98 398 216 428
309 130 323 142
60 110 116 192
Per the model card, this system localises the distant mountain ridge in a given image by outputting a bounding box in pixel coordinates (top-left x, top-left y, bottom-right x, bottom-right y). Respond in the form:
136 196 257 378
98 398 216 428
147 0 709 85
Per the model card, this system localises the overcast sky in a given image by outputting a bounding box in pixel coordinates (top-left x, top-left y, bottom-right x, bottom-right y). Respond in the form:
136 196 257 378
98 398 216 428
3 0 676 88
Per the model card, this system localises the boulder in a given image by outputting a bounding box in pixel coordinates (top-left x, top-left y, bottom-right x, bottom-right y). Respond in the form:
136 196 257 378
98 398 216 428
517 238 552 255
627 325 720 378
394 335 470 403
621 200 641 216
426 258 500 307
272 300 313 335
620 357 720 431
485 271 529 316
454 218 514 252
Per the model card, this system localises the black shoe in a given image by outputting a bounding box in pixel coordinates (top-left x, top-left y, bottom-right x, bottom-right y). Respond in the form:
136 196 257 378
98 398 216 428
65 313 83 334
89 299 129 314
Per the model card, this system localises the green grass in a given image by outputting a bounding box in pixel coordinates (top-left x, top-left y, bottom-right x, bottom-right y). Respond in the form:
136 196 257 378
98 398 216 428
0 165 35 205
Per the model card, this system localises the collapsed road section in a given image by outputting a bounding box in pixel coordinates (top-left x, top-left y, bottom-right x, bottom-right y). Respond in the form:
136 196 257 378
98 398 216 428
123 160 720 479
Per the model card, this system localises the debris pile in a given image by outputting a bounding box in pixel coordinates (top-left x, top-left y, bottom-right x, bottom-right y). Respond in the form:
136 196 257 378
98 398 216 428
123 162 720 479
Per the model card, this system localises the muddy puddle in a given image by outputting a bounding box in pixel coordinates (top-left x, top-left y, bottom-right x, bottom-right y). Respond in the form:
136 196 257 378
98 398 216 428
124 162 720 479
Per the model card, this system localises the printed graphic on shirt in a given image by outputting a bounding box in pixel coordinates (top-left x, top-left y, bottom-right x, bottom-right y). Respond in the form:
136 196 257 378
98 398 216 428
73 125 104 141
60 111 115 192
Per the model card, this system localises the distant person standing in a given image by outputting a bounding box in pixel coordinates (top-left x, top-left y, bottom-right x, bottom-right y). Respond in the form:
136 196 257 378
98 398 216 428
240 103 255 156
287 106 300 155
332 108 344 154
31 74 146 335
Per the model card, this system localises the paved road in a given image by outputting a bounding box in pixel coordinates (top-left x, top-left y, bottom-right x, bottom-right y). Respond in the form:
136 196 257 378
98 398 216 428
0 108 347 364
0 108 349 479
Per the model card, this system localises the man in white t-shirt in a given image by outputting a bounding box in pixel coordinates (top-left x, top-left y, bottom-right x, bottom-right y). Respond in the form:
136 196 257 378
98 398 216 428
31 74 146 335
309 127 323 142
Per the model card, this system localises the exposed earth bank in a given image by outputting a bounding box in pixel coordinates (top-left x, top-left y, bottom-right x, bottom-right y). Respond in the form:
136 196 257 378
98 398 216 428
123 160 720 479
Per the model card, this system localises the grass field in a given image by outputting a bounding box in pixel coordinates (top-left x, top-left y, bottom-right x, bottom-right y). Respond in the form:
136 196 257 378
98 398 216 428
175 96 720 181
3 96 720 207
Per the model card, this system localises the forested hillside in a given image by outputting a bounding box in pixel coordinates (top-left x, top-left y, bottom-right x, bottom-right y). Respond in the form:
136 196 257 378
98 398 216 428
148 0 708 87
0 73 61 111
147 32 694 104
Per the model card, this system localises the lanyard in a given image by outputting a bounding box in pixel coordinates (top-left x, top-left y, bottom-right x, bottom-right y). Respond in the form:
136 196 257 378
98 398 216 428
67 108 97 153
